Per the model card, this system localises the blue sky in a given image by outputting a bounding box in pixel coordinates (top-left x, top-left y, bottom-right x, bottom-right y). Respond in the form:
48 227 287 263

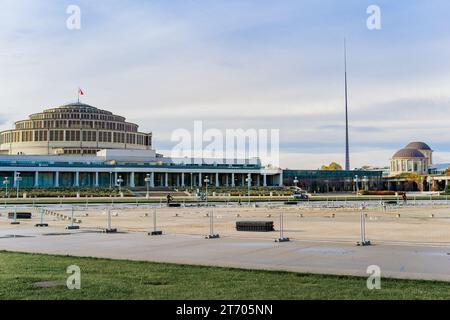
1 0 450 168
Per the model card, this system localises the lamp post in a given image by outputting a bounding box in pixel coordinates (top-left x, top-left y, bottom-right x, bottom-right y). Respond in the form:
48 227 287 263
204 176 210 205
293 176 299 188
353 175 359 195
15 172 22 199
245 173 252 205
117 175 123 194
426 176 431 192
362 176 369 192
3 177 10 198
144 174 151 198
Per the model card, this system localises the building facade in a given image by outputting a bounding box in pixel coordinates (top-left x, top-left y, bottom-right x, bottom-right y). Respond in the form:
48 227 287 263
0 102 283 188
283 169 383 193
0 103 152 156
0 153 282 189
389 142 433 176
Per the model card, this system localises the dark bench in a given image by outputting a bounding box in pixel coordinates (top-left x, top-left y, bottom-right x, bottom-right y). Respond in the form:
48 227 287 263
167 203 181 207
236 221 274 232
8 212 32 219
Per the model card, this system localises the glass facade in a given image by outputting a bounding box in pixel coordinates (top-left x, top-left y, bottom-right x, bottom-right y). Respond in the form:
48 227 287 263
283 170 383 192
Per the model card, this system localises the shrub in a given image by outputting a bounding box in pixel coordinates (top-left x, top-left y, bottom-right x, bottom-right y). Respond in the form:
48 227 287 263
0 187 133 198
359 190 405 196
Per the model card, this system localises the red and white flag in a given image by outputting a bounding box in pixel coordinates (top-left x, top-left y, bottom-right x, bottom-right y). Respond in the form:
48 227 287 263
78 88 84 96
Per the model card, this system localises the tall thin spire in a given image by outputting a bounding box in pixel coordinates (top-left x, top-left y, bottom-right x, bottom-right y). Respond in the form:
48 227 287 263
344 39 350 171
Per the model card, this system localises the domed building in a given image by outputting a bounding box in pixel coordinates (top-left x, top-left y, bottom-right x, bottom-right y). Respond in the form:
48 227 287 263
405 141 433 164
0 100 284 190
389 142 433 176
0 102 152 155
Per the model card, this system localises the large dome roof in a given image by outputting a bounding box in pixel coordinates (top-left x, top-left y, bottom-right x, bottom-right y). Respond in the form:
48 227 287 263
393 148 426 158
405 141 431 150
42 102 113 115
58 102 98 109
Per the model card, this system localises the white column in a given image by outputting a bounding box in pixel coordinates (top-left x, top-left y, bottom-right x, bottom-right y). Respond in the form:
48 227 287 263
150 172 155 187
256 175 260 187
55 171 59 187
215 172 219 187
263 174 267 187
231 173 235 187
181 172 185 187
165 172 169 187
34 171 39 187
278 172 283 187
75 171 80 187
199 172 202 187
114 172 118 186
225 174 229 187
130 172 135 188
241 174 245 186
94 172 99 187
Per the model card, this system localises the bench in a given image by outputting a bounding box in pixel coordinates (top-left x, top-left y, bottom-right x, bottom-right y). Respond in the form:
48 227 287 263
8 212 32 219
236 221 274 232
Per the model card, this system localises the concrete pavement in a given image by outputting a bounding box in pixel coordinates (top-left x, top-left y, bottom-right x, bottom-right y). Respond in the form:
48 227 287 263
0 227 449 281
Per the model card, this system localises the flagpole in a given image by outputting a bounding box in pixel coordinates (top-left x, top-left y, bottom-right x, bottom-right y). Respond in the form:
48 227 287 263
77 88 80 103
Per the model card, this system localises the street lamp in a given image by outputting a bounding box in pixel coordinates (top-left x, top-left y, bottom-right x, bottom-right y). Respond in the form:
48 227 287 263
144 173 151 198
15 172 22 199
362 176 369 192
204 176 210 204
245 173 252 205
3 177 10 198
293 176 299 188
353 175 359 195
117 175 123 194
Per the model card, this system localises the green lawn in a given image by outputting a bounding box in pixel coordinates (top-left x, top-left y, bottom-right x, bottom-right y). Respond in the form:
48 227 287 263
0 250 449 300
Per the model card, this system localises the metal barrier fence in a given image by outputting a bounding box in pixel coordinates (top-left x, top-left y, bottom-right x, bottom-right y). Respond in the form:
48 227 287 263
1 200 450 245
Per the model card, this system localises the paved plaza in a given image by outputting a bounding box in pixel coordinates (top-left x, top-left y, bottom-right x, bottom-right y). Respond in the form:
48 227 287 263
0 206 449 281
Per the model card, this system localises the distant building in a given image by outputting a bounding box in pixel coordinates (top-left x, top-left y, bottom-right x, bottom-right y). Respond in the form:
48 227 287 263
0 102 282 188
0 103 152 156
389 142 433 176
283 169 383 193
405 141 433 164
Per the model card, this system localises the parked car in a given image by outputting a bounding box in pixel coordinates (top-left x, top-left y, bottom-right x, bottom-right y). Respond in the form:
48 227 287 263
292 189 309 200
